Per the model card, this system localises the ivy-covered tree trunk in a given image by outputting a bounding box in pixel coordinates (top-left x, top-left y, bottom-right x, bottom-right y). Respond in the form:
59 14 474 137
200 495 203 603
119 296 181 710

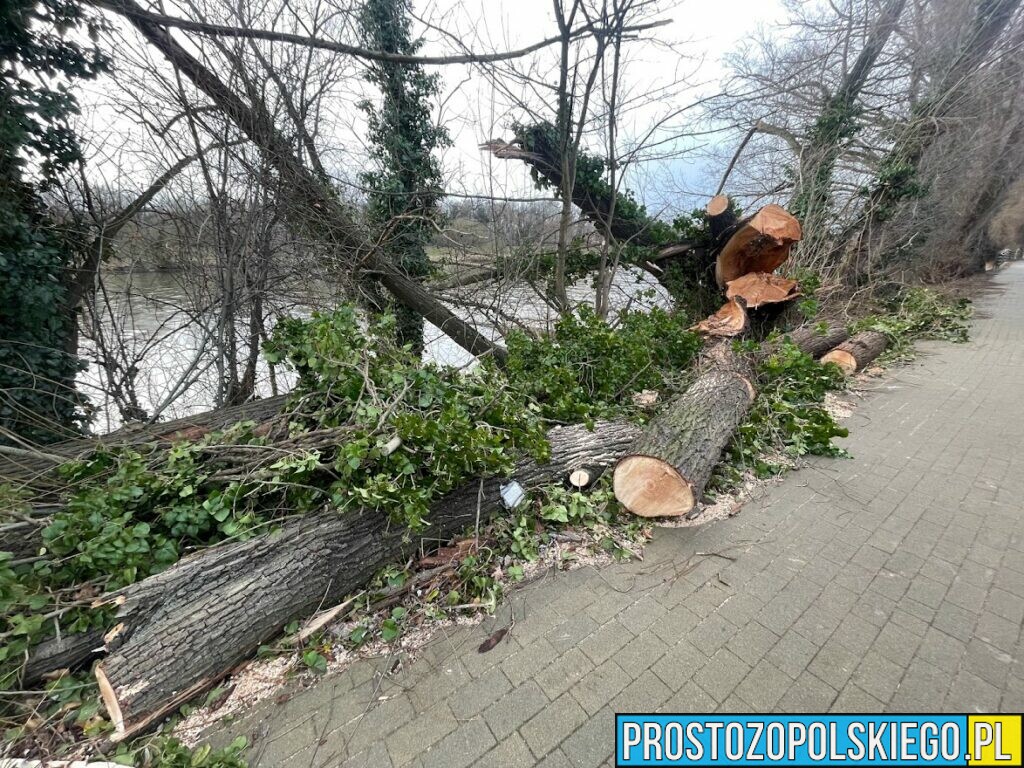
790 0 906 249
844 0 1022 278
359 0 450 354
0 0 105 445
0 190 83 445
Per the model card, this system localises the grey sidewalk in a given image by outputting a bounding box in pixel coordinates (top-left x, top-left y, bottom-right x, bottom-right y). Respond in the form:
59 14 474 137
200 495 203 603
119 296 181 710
213 264 1024 768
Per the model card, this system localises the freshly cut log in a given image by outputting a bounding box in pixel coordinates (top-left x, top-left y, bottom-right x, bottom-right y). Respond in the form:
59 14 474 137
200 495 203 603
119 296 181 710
91 420 639 741
820 331 888 375
691 298 748 337
613 363 755 518
785 325 850 359
725 273 801 309
715 205 802 287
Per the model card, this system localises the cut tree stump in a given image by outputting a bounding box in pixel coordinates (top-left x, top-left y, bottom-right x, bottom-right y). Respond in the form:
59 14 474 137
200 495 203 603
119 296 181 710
87 420 639 741
820 330 888 374
613 361 755 518
715 205 802 287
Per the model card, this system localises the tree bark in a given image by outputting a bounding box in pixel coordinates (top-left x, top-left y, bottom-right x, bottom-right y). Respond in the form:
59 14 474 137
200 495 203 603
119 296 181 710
86 420 637 740
789 0 907 220
820 330 888 374
785 325 850 359
613 359 755 518
844 0 1022 277
23 629 106 686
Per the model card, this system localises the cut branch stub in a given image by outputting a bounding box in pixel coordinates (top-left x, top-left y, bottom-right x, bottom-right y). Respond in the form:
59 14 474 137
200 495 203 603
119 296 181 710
725 273 801 309
715 204 802 287
691 298 748 337
706 194 738 244
820 330 888 375
613 366 756 518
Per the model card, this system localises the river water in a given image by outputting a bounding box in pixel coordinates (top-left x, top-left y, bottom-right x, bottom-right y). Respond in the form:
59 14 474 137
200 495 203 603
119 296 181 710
78 267 671 433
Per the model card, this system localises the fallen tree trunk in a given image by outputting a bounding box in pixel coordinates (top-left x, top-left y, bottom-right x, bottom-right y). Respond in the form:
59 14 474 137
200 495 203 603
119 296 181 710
613 358 755 518
820 330 888 374
87 420 637 741
481 129 670 249
785 325 850 359
0 395 293 495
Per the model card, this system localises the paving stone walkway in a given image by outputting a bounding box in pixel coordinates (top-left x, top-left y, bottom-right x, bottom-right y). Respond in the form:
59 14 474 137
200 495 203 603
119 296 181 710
213 264 1024 768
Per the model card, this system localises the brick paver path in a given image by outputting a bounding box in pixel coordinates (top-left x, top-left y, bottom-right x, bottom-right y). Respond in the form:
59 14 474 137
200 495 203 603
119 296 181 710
215 264 1024 768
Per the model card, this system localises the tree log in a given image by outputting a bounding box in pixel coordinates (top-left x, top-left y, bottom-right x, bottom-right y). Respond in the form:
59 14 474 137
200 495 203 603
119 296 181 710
726 273 801 309
613 361 755 517
820 330 888 374
23 629 106 686
785 325 850 359
87 420 638 741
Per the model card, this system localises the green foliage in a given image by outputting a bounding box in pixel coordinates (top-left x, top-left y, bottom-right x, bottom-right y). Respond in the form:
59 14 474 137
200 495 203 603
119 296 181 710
670 209 711 246
717 340 848 484
117 735 248 768
0 0 107 445
862 154 928 223
358 0 450 351
486 481 642 580
0 436 275 700
0 307 546 721
855 286 971 362
301 649 328 675
503 306 702 423
264 307 549 529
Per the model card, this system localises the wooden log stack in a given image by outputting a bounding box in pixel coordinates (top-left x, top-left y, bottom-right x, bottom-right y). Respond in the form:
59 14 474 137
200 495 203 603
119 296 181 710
689 196 804 338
